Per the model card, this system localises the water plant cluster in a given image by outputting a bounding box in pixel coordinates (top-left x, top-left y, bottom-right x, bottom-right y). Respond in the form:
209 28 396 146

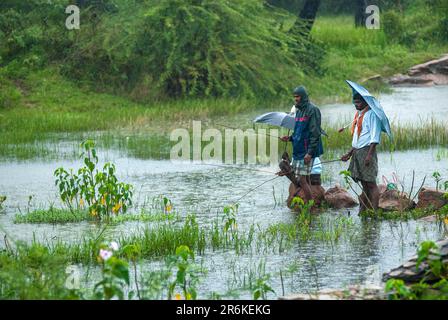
1 189 360 300
54 140 133 221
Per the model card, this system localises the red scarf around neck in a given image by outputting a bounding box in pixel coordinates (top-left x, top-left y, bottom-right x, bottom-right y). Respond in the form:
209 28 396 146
351 107 370 137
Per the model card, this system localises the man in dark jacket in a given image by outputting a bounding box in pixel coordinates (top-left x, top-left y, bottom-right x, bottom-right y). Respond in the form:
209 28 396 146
281 86 324 204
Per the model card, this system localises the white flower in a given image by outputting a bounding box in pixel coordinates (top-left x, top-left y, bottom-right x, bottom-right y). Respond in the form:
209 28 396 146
110 241 119 251
99 249 113 261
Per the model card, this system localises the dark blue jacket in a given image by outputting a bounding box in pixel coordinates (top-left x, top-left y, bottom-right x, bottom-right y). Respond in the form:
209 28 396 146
290 88 324 160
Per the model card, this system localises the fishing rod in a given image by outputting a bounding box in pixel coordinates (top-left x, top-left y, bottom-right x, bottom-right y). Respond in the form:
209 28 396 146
195 158 344 211
195 158 342 175
232 175 282 205
338 121 354 133
228 158 343 206
215 123 282 139
196 162 277 174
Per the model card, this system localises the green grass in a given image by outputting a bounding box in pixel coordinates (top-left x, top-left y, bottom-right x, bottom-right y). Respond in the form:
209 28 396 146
0 243 77 299
307 15 448 102
322 119 448 152
359 207 448 221
2 114 448 161
14 207 179 224
7 207 362 265
1 16 447 161
14 208 92 224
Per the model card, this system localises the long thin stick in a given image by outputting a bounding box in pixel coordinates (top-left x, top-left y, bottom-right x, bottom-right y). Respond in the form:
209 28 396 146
216 123 280 139
409 170 415 200
200 162 276 174
411 175 426 203
232 176 281 205
198 159 342 174
283 129 290 153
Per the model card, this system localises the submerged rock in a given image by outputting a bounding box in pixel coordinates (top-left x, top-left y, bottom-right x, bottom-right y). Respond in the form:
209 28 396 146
382 239 448 284
416 188 448 210
287 183 326 208
418 214 438 222
389 54 448 86
379 189 416 211
279 285 385 300
324 185 357 209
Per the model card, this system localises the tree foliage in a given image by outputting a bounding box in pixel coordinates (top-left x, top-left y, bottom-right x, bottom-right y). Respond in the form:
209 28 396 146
133 0 318 99
0 0 326 100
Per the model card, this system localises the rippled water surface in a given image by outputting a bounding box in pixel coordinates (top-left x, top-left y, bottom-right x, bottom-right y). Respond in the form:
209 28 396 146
0 86 447 298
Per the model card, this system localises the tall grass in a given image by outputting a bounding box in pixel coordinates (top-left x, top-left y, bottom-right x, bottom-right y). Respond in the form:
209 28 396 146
17 209 360 265
2 117 447 161
323 119 448 152
307 15 448 101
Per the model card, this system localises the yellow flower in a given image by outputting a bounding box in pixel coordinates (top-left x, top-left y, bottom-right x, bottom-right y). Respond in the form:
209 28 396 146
174 293 182 300
90 209 97 217
186 293 192 300
79 198 85 207
101 197 106 205
112 202 122 214
444 217 448 225
165 205 172 213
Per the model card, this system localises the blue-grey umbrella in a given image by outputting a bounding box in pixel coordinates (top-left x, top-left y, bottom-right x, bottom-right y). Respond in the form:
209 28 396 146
253 111 329 137
346 80 392 137
253 112 295 130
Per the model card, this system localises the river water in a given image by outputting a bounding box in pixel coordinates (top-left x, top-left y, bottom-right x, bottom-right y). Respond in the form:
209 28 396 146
0 86 447 299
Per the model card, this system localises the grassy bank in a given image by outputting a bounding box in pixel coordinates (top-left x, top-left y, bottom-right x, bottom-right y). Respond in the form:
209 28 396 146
308 15 448 101
1 14 447 160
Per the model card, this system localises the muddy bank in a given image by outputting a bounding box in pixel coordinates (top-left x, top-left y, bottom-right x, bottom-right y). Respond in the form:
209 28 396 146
389 54 448 86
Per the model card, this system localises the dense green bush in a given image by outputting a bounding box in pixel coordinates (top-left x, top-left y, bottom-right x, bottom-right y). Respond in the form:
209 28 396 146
382 0 448 47
0 243 74 299
60 0 323 99
0 76 22 108
0 0 325 100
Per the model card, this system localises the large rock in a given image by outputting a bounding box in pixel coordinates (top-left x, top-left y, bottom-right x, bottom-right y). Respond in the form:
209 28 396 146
324 185 357 209
416 188 448 210
279 285 385 300
382 239 448 284
379 189 416 211
389 54 448 86
287 183 326 209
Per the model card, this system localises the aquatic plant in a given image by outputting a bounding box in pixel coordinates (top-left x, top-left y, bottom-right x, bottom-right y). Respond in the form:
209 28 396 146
94 242 130 300
433 171 443 192
14 207 91 224
167 245 202 300
54 139 133 220
14 207 178 224
222 204 238 234
0 243 79 299
359 208 439 221
252 275 275 300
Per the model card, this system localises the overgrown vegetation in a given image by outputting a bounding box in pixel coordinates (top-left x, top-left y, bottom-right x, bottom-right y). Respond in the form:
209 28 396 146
385 240 448 300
